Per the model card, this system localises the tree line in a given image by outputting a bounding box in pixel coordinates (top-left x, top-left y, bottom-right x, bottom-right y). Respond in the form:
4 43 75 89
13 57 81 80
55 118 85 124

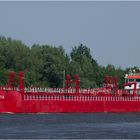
0 36 134 88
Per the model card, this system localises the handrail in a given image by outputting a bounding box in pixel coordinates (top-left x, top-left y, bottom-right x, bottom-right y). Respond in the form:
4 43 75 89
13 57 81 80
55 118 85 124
0 86 139 97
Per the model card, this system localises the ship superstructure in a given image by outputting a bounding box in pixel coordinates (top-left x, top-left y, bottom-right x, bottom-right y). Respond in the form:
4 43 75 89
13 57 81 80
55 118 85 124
124 68 140 94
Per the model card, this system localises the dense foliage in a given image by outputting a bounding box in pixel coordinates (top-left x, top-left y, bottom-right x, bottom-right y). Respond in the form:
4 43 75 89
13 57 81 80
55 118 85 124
0 36 134 88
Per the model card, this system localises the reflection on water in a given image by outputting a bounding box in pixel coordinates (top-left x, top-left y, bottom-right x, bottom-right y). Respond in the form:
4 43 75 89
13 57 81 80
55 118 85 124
0 113 140 139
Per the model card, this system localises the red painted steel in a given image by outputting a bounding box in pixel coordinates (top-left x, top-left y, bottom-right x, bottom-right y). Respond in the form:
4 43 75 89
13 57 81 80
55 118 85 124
0 72 140 113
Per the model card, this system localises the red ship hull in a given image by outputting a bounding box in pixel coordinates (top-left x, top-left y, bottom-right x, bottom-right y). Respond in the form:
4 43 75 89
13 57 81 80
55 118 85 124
1 90 140 113
0 71 140 113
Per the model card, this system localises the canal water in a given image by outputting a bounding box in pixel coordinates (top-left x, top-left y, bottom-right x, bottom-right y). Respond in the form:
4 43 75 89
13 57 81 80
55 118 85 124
0 113 140 139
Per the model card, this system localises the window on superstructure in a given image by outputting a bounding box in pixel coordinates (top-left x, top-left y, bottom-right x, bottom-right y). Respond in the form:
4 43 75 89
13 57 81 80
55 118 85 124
136 79 140 82
129 79 134 82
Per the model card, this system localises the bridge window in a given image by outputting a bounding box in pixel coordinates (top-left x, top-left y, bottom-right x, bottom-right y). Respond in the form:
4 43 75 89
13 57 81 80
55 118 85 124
129 79 134 82
136 79 140 82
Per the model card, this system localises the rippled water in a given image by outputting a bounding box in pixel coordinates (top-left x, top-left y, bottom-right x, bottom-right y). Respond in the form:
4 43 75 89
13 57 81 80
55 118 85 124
0 113 140 139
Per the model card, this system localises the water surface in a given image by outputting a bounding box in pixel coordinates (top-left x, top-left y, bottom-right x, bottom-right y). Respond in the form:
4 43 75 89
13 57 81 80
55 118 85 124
0 113 140 139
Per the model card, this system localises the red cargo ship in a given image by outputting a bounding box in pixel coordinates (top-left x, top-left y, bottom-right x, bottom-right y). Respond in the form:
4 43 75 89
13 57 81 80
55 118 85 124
0 70 140 113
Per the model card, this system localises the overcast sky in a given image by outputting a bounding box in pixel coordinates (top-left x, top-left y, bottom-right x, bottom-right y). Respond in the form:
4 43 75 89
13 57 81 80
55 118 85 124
0 1 140 69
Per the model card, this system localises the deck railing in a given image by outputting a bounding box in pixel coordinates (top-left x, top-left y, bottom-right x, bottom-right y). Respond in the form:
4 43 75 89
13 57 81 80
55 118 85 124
0 86 140 96
23 94 140 101
0 86 19 91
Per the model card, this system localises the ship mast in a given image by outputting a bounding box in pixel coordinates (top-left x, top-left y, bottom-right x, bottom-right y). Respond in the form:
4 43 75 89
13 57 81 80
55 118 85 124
63 70 65 88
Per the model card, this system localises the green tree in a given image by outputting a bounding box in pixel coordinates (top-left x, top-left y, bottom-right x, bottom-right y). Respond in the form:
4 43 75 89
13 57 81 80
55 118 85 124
70 44 99 88
0 36 126 88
